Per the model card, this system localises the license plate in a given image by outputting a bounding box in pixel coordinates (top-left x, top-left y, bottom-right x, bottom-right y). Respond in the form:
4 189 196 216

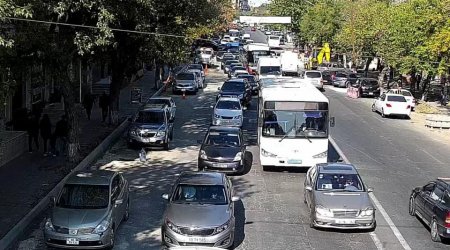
66 238 79 245
287 159 302 164
369 92 374 95
335 219 355 224
213 163 229 168
188 237 207 243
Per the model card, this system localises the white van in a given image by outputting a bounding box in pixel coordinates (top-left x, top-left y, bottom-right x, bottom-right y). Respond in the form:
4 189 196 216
256 57 282 81
267 36 281 47
280 51 299 76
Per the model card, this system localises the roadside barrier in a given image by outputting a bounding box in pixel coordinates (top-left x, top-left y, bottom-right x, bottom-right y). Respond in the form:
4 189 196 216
425 114 450 129
347 86 360 99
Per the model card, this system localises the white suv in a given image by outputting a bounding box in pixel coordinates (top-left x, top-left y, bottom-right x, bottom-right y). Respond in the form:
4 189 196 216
304 70 323 90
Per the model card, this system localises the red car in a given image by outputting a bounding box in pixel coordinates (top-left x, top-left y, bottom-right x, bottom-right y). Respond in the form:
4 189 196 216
251 27 256 32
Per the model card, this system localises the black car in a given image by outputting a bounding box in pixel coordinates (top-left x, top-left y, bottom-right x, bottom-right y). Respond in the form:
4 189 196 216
409 178 450 242
321 70 332 85
217 79 252 107
237 74 259 94
198 126 246 173
356 78 380 97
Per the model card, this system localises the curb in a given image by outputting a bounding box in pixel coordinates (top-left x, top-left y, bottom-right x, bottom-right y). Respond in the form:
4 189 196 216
0 76 168 250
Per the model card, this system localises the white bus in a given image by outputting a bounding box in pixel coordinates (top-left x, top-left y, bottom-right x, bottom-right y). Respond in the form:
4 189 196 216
267 35 281 47
258 82 335 170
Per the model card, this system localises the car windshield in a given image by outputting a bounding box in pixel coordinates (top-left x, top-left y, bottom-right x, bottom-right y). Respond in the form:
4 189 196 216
233 66 246 71
262 102 329 138
222 82 245 92
238 75 255 82
147 99 170 106
362 80 378 86
260 66 281 75
176 73 195 80
57 184 109 209
216 100 241 110
206 132 240 146
172 184 228 205
336 73 347 78
225 60 239 66
135 111 165 124
306 72 322 78
316 173 364 192
188 65 203 71
387 96 406 102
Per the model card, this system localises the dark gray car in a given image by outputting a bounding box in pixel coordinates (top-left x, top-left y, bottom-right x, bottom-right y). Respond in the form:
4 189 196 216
304 163 376 230
44 170 130 249
161 172 240 248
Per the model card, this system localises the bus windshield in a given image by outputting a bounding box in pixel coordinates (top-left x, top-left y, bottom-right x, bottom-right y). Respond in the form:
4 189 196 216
262 102 328 138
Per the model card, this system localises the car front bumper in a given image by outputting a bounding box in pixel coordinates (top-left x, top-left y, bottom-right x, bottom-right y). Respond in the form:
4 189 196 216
198 158 244 173
313 215 376 230
128 134 166 146
44 229 112 249
162 225 234 249
212 118 242 127
173 85 196 92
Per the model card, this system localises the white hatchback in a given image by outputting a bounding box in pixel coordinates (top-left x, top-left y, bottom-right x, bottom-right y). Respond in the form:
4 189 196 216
212 97 243 127
372 93 411 118
386 89 416 111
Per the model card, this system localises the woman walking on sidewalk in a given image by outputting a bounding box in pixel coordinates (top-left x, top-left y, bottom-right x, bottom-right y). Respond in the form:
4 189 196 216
39 114 52 156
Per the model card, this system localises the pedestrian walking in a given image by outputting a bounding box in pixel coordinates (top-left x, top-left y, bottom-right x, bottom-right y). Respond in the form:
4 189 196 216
52 115 69 156
26 113 39 153
39 114 52 156
99 91 109 122
82 92 95 120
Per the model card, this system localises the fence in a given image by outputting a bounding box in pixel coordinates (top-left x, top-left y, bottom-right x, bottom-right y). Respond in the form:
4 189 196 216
0 131 28 167
425 115 450 129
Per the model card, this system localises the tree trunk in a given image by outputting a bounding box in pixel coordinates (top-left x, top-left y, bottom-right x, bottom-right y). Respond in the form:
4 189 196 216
61 61 81 162
109 54 126 126
364 57 373 77
421 74 432 101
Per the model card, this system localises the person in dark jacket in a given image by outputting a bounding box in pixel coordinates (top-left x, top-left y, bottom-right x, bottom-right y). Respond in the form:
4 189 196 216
39 114 52 156
82 93 95 120
27 113 39 153
99 92 109 122
52 115 69 156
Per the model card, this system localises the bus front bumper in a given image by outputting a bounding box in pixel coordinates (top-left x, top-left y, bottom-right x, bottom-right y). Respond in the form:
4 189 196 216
259 153 327 168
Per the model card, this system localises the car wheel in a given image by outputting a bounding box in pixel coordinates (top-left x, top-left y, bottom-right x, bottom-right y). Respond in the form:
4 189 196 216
107 228 115 249
309 209 316 228
408 196 416 216
381 108 386 118
371 104 376 112
163 140 170 150
198 166 205 171
431 218 442 242
124 199 130 221
169 130 173 140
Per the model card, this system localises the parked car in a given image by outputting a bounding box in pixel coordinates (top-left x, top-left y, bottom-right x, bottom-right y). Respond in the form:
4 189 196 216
303 70 324 90
304 163 376 230
386 89 416 111
212 97 243 127
217 79 252 107
146 97 176 121
44 170 129 249
161 172 240 249
198 126 246 173
333 71 357 88
409 178 450 242
357 78 380 97
236 74 259 94
188 69 205 89
372 93 411 118
127 104 174 150
173 72 198 94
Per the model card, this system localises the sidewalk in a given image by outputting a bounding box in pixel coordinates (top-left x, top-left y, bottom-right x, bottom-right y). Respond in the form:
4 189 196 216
0 69 159 241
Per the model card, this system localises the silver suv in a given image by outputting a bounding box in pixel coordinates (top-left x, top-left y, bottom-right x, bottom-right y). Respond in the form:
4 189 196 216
304 163 376 230
127 104 174 150
44 170 129 249
161 172 240 248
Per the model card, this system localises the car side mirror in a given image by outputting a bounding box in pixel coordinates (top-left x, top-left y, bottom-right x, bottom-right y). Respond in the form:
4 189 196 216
329 117 335 127
217 87 221 90
367 187 374 193
114 199 123 206
50 196 56 206
231 196 240 202
162 193 169 200
305 186 313 191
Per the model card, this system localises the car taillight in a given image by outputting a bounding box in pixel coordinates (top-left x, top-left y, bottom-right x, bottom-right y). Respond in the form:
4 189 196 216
412 99 416 104
386 103 392 107
445 212 450 227
406 105 411 109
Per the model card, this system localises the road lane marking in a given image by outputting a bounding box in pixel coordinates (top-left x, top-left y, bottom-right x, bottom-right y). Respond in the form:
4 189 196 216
329 136 412 250
370 232 384 250
422 149 444 164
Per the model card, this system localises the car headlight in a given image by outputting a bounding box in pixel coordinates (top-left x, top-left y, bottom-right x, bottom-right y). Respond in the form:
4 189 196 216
45 218 55 231
233 152 242 161
156 131 166 137
93 219 110 234
214 113 221 119
313 150 327 159
165 219 181 234
315 205 333 217
200 150 208 160
234 115 242 120
360 208 374 217
214 219 232 235
238 94 244 98
129 128 137 135
261 148 277 157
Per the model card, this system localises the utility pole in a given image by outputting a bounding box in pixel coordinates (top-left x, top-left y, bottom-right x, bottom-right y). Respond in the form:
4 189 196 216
350 0 356 71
